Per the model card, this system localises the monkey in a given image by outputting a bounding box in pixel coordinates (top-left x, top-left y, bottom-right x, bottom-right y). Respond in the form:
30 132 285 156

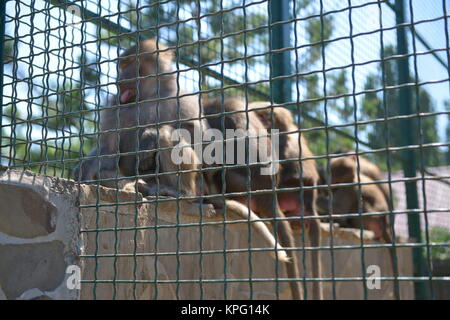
317 155 396 273
132 124 204 198
319 155 397 276
73 40 289 265
355 155 392 207
317 153 400 281
248 102 323 300
202 98 303 300
73 39 208 197
330 150 391 204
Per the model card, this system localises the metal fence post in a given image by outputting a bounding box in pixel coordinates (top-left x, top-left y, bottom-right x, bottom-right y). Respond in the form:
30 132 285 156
395 0 428 300
0 0 6 153
269 0 291 103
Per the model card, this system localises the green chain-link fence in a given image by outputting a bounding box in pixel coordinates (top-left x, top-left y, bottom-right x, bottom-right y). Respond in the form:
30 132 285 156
1 0 450 300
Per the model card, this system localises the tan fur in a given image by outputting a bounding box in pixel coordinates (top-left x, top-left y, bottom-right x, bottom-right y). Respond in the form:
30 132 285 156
249 102 323 300
204 98 303 300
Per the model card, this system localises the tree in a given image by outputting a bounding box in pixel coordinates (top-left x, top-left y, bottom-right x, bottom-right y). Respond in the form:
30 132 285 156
290 6 355 162
361 45 441 169
1 28 100 176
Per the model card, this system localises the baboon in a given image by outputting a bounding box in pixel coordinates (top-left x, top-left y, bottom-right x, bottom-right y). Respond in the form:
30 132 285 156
73 39 208 197
317 154 393 244
249 102 323 300
319 154 397 277
354 155 391 204
203 98 303 300
328 150 391 203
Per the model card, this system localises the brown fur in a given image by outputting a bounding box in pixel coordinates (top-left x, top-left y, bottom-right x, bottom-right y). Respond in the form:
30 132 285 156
249 102 323 300
203 98 303 300
73 39 207 195
317 155 395 274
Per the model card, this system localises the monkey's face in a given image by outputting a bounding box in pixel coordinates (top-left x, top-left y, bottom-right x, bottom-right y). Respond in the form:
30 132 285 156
117 54 160 104
330 156 356 184
117 40 174 105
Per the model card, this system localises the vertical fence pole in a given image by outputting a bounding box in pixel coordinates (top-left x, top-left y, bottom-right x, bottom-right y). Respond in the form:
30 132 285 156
0 0 6 155
269 0 291 103
395 0 428 300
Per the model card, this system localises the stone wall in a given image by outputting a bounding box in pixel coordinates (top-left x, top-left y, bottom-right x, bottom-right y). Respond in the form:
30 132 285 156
0 170 80 300
0 169 414 299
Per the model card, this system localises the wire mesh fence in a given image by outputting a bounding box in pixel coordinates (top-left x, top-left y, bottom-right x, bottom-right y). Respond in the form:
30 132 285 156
1 0 450 300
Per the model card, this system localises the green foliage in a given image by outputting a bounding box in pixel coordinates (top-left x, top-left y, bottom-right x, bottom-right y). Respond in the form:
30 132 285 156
2 33 96 173
291 9 354 160
424 227 450 260
303 16 333 68
41 85 88 132
361 45 442 170
3 35 13 64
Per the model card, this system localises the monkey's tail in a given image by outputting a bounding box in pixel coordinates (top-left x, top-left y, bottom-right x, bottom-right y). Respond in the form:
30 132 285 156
221 200 290 263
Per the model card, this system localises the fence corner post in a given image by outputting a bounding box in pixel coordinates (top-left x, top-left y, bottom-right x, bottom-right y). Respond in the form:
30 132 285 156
395 0 428 300
269 0 291 104
0 0 7 154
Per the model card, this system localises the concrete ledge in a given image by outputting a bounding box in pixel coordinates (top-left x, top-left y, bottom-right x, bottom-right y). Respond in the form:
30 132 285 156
0 170 414 299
